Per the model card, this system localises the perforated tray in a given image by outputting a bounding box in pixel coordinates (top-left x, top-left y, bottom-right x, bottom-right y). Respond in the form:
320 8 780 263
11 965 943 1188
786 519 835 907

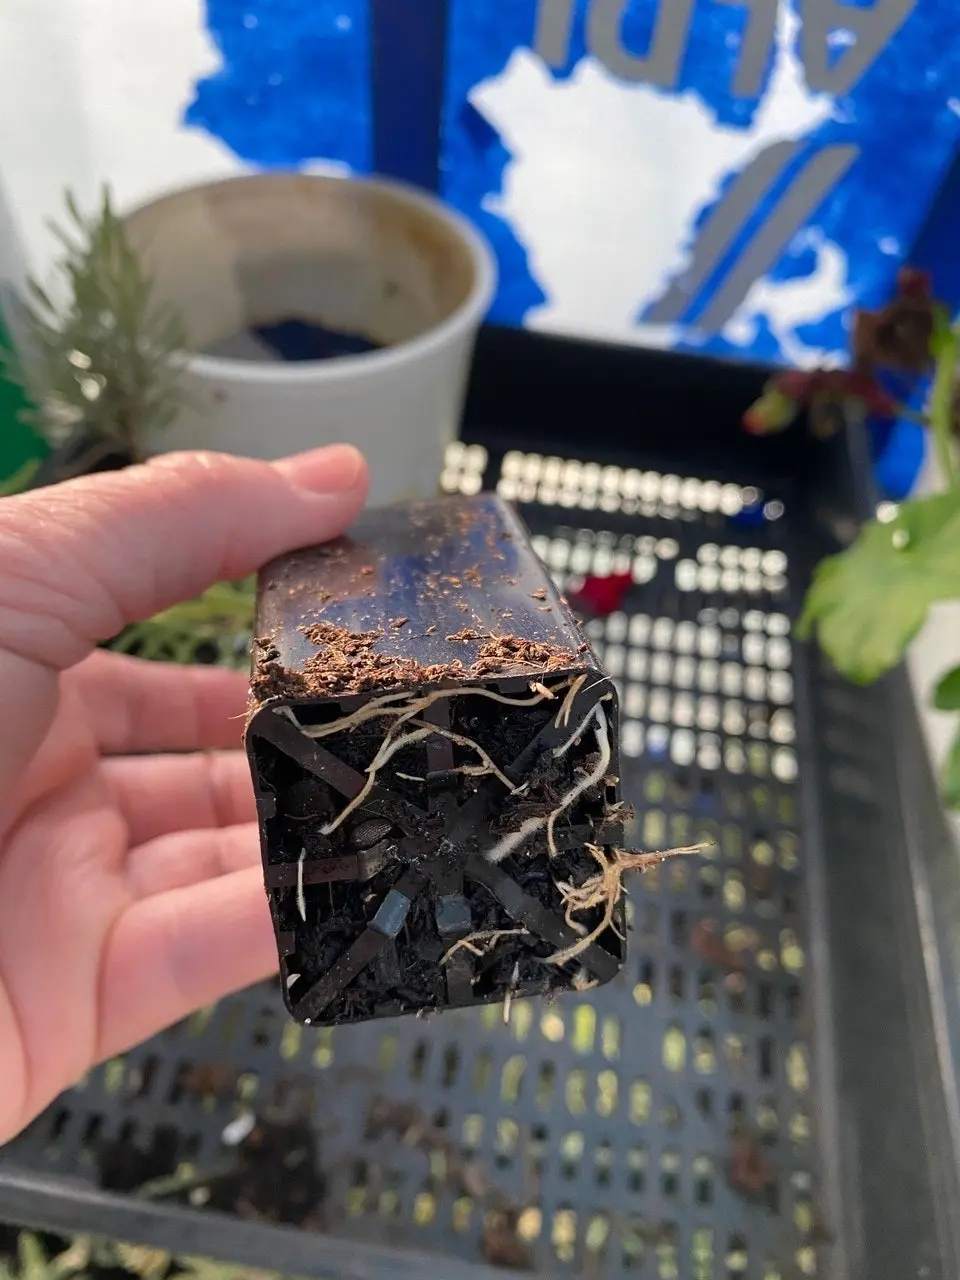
3 332 960 1280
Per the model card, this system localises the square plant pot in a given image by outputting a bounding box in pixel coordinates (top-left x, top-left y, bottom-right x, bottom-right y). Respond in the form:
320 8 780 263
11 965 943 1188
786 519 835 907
245 494 625 1025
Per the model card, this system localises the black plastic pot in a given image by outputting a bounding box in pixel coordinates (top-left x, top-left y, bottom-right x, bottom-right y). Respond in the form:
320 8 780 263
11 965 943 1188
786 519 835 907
247 495 625 1026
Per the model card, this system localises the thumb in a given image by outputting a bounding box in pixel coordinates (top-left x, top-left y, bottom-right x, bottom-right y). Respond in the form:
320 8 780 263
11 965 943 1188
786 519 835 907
0 445 367 786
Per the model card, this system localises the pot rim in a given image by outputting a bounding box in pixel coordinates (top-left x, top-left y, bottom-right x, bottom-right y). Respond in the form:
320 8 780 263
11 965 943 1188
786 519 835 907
125 171 498 384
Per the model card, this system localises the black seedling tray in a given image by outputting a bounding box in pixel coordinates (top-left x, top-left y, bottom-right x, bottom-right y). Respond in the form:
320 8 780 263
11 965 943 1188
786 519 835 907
3 328 960 1280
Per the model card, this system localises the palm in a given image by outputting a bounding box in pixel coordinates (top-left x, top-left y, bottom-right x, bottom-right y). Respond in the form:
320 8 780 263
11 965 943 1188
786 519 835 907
0 650 267 1146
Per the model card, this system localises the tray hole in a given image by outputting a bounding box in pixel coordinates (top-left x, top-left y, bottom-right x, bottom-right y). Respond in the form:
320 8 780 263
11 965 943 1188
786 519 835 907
480 1003 500 1029
787 1044 810 1093
594 1138 613 1188
759 1036 775 1081
692 1226 714 1280
103 1058 125 1095
517 1206 542 1241
541 1008 565 1042
693 1155 713 1205
572 1004 596 1054
596 1070 619 1117
728 974 748 1013
500 1055 526 1103
645 809 667 846
312 1028 334 1069
793 1109 813 1153
561 1129 583 1178
345 1160 369 1216
640 904 660 943
757 1098 779 1139
656 1222 679 1279
723 871 746 912
660 1149 680 1197
758 982 774 1020
634 962 655 1007
601 1015 621 1061
724 1034 746 1073
696 1089 713 1119
795 1245 817 1275
697 971 717 1014
728 1093 746 1121
251 1008 275 1048
451 1196 472 1233
660 1097 683 1129
786 982 803 1021
461 1114 483 1151
472 1049 492 1093
629 1080 652 1124
510 1001 534 1042
781 930 805 973
668 966 684 1002
537 1062 556 1108
279 1023 301 1061
693 1030 717 1075
584 1210 610 1259
626 1143 647 1193
699 865 720 900
413 1189 436 1226
779 831 800 872
81 1113 103 1153
378 1177 402 1219
662 1025 686 1073
236 1071 258 1103
529 1124 549 1170
45 1107 69 1153
670 912 686 948
551 1207 578 1263
565 1069 588 1114
726 1234 749 1277
442 1044 460 1088
622 1218 647 1270
185 1006 214 1038
376 1033 397 1072
494 1117 519 1166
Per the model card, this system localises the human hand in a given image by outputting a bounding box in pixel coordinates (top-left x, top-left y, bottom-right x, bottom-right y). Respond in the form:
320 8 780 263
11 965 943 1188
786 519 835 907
0 445 368 1144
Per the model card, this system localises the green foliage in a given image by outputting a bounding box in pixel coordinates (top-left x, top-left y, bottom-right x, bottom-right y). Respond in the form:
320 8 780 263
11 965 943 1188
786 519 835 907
111 578 256 668
0 1231 291 1280
933 665 960 712
943 727 960 811
798 493 960 683
800 303 960 809
0 457 40 496
4 186 189 462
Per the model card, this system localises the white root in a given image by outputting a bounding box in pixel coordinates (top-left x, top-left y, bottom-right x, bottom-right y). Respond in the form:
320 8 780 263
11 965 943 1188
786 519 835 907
503 961 521 1026
321 725 438 833
441 927 528 964
407 718 518 794
554 673 586 729
296 847 307 922
546 702 612 855
529 681 556 699
287 681 571 742
484 814 548 865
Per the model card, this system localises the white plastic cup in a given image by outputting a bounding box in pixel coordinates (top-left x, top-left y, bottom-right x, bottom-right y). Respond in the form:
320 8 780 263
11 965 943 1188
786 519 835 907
123 173 496 506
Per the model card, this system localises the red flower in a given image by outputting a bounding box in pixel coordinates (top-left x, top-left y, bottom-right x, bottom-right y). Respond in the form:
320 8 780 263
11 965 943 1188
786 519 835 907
568 572 633 618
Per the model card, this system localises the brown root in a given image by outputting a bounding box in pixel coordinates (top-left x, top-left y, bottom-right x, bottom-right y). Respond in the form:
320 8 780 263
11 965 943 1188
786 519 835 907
441 928 529 965
547 843 708 967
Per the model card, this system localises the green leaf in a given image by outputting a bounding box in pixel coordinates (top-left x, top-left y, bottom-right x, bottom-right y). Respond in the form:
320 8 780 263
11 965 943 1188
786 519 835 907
0 457 40 496
934 665 960 711
942 725 960 811
798 493 960 683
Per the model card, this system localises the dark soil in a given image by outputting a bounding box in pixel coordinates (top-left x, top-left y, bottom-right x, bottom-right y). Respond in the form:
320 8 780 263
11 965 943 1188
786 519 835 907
250 668 625 1026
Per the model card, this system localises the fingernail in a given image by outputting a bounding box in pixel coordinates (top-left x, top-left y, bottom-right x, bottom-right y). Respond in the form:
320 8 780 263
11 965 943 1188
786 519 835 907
273 444 366 494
